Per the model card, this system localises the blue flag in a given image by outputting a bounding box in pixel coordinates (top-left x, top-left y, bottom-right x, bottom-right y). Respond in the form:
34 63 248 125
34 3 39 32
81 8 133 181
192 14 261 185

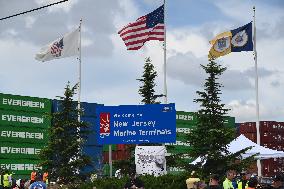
231 22 253 52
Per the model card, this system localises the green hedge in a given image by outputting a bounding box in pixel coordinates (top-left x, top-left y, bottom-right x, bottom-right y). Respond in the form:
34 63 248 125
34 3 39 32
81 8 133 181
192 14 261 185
79 173 189 189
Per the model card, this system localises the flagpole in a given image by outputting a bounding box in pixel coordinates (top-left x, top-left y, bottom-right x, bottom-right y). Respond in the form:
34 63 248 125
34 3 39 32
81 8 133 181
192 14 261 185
253 6 261 177
163 0 167 104
74 18 82 175
78 19 82 116
163 0 167 174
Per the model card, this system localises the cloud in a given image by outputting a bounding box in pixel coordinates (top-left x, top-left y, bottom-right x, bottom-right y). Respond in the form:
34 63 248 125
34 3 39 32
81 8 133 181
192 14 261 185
227 100 259 122
270 80 280 87
142 0 163 7
167 51 276 91
221 70 252 90
35 0 79 13
243 67 277 78
212 0 284 41
227 99 284 122
0 0 125 58
0 0 37 19
167 51 206 86
24 16 36 28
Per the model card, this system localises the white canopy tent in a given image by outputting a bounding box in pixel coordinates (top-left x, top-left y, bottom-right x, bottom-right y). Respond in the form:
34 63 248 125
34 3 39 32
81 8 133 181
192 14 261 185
191 134 284 165
228 134 284 159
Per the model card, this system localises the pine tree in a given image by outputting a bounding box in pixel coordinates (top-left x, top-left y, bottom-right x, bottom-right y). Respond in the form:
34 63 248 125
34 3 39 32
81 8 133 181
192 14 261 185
186 60 254 178
137 57 162 104
39 83 92 187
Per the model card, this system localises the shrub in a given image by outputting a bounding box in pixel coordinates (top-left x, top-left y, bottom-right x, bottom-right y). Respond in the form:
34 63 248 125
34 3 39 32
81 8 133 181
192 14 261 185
79 173 189 189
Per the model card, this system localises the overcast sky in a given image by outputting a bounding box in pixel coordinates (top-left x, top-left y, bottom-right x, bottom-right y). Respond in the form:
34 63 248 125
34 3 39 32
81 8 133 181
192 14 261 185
0 0 283 123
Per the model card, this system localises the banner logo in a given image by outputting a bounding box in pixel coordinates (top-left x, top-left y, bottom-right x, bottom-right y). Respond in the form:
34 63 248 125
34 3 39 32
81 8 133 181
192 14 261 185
51 38 64 57
99 113 110 138
232 30 248 47
214 37 231 53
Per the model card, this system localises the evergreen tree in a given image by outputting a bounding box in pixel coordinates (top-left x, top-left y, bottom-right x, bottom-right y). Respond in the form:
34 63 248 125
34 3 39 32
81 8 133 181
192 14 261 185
39 83 92 187
186 60 254 178
137 57 162 104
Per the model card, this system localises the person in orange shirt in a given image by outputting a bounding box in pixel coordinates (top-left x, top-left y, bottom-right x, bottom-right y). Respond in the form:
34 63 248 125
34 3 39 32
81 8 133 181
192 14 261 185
42 172 48 184
30 170 37 184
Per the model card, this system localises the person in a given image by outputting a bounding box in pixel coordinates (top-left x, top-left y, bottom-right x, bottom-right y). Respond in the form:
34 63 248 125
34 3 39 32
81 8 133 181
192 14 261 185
124 171 144 189
30 170 37 185
19 179 26 189
28 176 47 189
3 170 10 189
237 171 251 189
232 177 238 189
24 180 31 189
14 179 21 189
36 172 42 182
207 174 221 189
223 170 236 189
271 173 284 189
195 181 207 189
42 172 48 185
12 179 21 189
246 177 258 189
186 178 200 189
0 170 3 189
8 172 13 188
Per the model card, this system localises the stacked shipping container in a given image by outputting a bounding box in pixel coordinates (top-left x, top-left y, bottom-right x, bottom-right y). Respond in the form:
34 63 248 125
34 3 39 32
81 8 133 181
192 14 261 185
0 93 51 178
239 122 257 142
52 101 103 175
239 121 284 176
0 94 104 178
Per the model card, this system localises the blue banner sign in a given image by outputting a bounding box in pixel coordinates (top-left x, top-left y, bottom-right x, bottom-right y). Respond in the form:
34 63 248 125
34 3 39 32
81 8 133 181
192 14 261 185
96 104 176 144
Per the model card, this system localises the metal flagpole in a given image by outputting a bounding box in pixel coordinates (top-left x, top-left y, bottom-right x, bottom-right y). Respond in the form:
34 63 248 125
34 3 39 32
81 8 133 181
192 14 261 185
109 145 112 178
163 0 167 104
253 6 262 176
74 18 82 175
78 19 82 118
163 0 167 174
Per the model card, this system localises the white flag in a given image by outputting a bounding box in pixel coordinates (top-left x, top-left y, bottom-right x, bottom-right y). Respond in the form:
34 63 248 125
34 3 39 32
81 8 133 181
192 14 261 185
35 28 80 62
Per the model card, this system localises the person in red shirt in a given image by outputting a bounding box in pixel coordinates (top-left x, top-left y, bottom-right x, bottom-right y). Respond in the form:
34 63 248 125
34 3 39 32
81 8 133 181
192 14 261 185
42 172 48 184
30 170 37 184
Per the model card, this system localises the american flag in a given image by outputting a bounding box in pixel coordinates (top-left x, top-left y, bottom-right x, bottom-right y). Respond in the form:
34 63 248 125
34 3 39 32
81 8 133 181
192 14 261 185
118 5 164 50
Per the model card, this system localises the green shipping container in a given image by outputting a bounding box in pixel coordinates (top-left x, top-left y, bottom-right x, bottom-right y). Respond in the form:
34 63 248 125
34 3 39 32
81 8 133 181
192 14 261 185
0 159 42 175
0 93 51 113
176 111 197 125
0 142 46 159
0 110 51 129
176 111 235 127
0 126 48 144
224 116 235 128
169 111 235 155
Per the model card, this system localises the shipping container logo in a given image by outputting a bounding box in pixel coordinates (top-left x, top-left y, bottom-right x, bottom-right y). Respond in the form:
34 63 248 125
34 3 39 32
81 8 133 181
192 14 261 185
99 112 110 138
